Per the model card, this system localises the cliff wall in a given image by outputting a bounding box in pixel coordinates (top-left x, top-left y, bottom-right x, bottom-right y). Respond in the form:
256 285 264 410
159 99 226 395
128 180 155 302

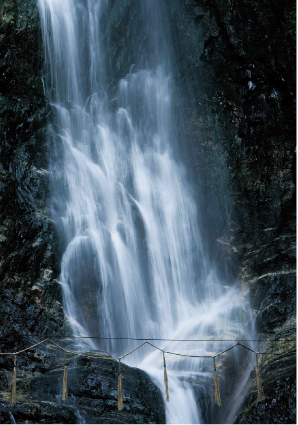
172 0 296 422
0 0 65 345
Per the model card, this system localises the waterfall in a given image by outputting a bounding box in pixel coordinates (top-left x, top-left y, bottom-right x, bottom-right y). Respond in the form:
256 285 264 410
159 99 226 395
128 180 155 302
38 0 255 423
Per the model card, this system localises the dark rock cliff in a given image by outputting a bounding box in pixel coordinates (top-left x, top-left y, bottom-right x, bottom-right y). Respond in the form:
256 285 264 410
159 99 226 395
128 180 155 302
168 0 296 422
0 350 165 424
0 0 65 338
0 0 295 423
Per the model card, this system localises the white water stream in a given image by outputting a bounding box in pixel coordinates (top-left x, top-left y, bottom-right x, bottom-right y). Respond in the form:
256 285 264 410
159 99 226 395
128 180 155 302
38 0 255 423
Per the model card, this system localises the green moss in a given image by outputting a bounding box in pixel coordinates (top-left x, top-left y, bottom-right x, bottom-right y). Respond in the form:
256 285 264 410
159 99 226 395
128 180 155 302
285 8 296 38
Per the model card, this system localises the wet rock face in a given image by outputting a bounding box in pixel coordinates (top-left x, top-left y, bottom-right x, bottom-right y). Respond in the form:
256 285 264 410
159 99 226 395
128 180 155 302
0 1 66 339
0 1 69 416
235 319 296 424
170 0 295 266
0 353 165 424
175 0 296 422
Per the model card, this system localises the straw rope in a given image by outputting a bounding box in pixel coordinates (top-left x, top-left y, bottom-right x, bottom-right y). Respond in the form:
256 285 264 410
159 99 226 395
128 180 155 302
0 338 284 358
2 336 291 406
213 357 221 406
118 359 123 410
255 352 264 401
62 350 67 400
163 352 169 402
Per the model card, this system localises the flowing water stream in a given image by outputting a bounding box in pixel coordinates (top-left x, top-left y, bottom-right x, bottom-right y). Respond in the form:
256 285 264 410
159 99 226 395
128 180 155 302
38 0 255 422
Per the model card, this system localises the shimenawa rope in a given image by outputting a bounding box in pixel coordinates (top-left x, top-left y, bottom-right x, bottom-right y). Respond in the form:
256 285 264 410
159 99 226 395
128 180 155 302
213 357 221 406
0 337 278 406
118 359 123 410
163 352 169 402
255 352 264 401
62 350 68 401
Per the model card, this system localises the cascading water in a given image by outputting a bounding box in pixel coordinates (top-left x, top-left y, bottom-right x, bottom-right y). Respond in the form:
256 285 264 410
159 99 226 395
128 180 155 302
38 0 255 423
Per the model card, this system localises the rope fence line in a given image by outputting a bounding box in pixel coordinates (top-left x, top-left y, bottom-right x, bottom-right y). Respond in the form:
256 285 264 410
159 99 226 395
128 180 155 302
0 339 268 358
0 338 284 358
1 337 293 409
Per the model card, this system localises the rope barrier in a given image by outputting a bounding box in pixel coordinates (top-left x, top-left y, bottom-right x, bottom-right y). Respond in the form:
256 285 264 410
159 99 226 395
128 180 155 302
1 337 294 408
118 359 123 410
255 352 264 401
0 338 274 358
163 352 169 402
213 357 221 406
